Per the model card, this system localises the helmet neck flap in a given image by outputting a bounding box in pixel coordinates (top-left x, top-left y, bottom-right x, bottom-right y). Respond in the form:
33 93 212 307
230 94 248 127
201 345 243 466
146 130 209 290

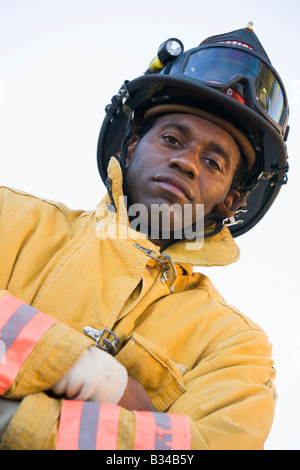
97 23 289 238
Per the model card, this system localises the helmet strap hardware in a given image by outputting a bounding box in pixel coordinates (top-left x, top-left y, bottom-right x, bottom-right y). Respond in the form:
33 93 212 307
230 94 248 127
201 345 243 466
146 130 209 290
258 164 289 186
223 209 248 227
105 81 130 120
258 170 275 180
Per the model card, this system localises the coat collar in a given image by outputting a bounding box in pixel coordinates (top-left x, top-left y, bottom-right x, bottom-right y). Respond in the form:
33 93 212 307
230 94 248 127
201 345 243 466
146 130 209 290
95 157 240 268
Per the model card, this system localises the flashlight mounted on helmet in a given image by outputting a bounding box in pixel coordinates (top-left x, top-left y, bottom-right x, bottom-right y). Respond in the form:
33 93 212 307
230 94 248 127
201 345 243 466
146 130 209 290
145 38 184 74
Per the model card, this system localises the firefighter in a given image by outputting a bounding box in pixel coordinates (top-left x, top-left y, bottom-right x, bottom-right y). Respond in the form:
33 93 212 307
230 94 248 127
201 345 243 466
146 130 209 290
0 23 289 450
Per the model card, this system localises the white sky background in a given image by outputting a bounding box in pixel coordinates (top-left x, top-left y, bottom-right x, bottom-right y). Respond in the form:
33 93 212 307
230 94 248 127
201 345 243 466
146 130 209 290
1 0 299 450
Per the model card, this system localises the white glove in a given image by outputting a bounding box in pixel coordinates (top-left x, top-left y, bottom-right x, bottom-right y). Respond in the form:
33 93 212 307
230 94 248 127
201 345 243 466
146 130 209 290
51 346 128 404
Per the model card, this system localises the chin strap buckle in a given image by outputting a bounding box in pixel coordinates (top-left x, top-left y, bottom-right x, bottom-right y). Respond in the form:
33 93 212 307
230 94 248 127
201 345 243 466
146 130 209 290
223 209 248 227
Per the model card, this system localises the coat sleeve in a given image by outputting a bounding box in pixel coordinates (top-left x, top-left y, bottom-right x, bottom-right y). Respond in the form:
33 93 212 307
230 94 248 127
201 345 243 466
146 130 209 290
0 291 93 399
0 394 192 450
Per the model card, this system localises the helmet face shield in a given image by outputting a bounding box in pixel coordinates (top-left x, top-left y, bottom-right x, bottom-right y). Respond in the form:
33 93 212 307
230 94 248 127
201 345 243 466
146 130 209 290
182 46 287 127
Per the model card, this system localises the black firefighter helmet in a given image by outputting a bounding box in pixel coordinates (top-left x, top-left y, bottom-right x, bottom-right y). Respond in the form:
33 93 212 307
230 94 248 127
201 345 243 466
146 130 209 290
97 23 290 237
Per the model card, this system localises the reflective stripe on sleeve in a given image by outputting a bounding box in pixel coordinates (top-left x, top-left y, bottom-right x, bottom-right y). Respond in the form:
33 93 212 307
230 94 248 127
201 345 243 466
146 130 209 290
56 401 121 450
56 401 83 450
0 294 57 394
133 411 191 450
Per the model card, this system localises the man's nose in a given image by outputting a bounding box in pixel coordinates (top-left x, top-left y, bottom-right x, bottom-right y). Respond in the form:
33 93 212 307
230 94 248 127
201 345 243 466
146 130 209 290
169 147 199 179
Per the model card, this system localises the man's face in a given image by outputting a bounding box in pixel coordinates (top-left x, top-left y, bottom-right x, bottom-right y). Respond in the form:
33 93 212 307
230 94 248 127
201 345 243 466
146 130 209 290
125 113 241 237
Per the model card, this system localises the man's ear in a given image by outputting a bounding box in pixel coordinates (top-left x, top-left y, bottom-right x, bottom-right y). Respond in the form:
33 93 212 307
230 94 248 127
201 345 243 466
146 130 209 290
125 135 140 168
214 189 241 218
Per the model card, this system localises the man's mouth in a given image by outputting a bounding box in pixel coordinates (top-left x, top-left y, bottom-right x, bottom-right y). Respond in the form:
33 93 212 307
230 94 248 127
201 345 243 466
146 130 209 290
153 174 193 201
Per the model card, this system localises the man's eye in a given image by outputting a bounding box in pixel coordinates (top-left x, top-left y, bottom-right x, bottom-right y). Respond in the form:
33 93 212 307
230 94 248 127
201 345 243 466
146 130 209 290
204 157 222 172
162 135 182 147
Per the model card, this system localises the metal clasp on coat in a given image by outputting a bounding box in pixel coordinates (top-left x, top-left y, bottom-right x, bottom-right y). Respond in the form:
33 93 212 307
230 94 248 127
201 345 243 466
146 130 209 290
158 254 177 293
83 326 119 356
133 243 177 293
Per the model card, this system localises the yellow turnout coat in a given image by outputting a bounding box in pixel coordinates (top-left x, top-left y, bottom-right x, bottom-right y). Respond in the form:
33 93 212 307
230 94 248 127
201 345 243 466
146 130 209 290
0 158 276 450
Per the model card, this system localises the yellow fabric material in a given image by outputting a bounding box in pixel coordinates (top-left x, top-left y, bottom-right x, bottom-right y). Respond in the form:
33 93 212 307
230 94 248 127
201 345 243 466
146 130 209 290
0 394 61 450
0 158 276 450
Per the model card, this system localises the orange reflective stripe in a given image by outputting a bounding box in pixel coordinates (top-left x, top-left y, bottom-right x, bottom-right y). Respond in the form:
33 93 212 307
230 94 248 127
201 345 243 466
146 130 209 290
133 411 191 450
168 413 191 450
57 401 121 450
0 294 57 394
95 403 121 450
56 401 83 450
133 411 156 450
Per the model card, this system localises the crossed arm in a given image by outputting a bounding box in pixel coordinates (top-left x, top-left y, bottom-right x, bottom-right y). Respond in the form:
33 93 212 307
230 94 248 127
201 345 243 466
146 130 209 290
0 291 276 450
0 345 156 443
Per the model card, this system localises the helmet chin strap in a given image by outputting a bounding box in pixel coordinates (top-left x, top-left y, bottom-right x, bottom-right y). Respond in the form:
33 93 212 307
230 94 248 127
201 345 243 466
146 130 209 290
119 126 135 211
